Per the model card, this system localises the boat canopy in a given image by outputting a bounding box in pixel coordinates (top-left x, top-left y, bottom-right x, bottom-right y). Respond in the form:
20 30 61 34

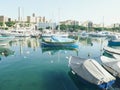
101 56 120 75
69 56 115 85
51 36 74 42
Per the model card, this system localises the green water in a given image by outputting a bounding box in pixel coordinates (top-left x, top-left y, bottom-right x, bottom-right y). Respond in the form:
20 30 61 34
0 37 119 90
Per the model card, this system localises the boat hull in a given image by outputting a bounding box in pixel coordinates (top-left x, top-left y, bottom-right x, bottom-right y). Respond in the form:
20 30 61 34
108 40 120 46
41 36 79 48
41 41 79 48
71 69 115 89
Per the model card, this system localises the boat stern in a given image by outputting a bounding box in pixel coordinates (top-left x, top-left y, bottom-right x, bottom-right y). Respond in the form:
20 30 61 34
98 80 115 89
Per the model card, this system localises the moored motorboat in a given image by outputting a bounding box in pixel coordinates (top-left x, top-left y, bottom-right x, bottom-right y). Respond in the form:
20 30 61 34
101 56 120 78
69 56 115 89
108 34 120 46
41 36 79 48
103 46 120 55
89 31 108 37
108 40 120 46
41 30 69 38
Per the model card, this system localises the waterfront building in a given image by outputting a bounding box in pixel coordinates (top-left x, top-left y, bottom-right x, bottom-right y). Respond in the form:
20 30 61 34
0 16 8 23
26 16 36 23
37 22 56 30
84 21 93 31
113 23 120 28
60 20 79 25
93 24 103 28
27 16 31 23
42 16 46 23
39 16 42 22
26 14 46 24
88 21 93 28
32 13 35 17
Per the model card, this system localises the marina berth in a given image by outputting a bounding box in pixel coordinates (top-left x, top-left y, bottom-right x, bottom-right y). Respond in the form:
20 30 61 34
101 56 120 78
69 56 115 89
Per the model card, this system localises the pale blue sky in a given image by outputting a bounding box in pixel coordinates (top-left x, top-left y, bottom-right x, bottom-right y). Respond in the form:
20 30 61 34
0 0 120 25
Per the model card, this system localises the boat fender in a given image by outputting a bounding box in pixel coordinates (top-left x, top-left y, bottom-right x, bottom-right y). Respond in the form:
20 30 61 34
66 56 69 59
71 70 76 75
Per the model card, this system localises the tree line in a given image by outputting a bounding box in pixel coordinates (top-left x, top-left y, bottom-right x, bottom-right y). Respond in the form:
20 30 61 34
38 24 120 32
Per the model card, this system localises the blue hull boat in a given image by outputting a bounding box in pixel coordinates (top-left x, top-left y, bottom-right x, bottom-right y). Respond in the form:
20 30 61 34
41 42 79 48
41 36 79 48
108 40 120 46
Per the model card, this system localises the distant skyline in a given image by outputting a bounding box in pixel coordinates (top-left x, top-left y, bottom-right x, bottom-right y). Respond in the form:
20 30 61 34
0 0 120 25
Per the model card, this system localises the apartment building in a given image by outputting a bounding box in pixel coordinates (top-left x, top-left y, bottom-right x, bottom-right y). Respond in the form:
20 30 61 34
0 16 8 23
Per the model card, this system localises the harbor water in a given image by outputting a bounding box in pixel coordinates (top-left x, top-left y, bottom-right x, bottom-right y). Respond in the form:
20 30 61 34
0 37 119 90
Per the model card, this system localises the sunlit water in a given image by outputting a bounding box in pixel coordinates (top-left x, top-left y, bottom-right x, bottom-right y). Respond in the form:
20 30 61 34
0 37 119 90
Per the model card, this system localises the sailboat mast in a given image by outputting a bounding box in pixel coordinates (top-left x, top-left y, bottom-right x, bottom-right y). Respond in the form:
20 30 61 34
58 8 60 31
18 7 21 23
102 16 104 31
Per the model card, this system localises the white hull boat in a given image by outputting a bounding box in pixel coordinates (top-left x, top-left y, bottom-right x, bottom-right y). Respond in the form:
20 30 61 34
101 56 120 78
103 46 120 55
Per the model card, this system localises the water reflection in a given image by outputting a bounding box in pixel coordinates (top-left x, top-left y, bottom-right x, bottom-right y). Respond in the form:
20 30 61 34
68 70 101 90
77 37 107 59
41 46 79 56
0 45 14 60
79 37 93 46
9 37 40 55
0 36 120 90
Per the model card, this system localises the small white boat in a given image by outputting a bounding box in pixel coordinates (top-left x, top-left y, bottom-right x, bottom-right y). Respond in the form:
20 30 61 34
101 56 120 78
10 29 31 37
69 56 115 89
42 30 69 38
42 33 68 38
103 46 120 55
89 31 108 37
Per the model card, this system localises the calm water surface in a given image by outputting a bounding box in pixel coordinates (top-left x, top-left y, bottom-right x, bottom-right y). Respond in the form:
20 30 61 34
0 37 119 90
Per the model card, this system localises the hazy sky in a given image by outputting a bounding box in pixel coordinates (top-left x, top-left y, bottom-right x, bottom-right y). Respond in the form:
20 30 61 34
0 0 120 25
